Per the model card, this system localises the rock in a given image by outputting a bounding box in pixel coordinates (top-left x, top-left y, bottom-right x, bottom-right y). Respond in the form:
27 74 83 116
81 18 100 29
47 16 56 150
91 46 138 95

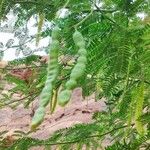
0 88 107 142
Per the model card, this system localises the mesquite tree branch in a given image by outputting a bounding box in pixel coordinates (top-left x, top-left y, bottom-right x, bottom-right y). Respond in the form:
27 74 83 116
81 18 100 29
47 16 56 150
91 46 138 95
33 124 134 146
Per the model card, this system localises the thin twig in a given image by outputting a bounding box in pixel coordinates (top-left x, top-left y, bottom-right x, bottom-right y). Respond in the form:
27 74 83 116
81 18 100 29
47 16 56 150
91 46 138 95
74 10 93 29
0 36 35 52
63 0 70 8
1 91 39 106
94 4 120 27
34 124 134 146
2 65 46 71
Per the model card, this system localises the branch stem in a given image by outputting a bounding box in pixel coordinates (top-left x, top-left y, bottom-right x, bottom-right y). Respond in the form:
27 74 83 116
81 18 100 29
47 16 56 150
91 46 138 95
33 124 133 146
74 10 93 29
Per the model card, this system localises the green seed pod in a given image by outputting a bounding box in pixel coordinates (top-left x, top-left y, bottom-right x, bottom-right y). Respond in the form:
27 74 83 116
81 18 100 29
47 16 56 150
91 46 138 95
47 65 57 72
76 41 85 48
31 26 60 129
77 56 87 64
58 30 87 107
48 64 57 71
78 48 87 56
40 94 52 107
73 63 86 72
70 69 84 80
48 59 58 66
36 13 45 46
47 69 58 76
70 63 86 79
31 106 45 130
46 75 57 83
51 26 60 40
72 30 87 80
65 79 77 90
135 82 145 135
39 85 53 107
73 30 84 45
49 40 59 54
58 90 72 106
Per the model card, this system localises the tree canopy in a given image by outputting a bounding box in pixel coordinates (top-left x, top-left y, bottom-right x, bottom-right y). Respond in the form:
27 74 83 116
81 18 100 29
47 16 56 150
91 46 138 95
0 0 150 149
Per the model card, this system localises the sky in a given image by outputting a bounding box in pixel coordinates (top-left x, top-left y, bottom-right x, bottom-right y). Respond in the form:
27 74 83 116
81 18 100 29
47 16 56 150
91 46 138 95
0 12 49 61
0 8 69 61
0 32 49 61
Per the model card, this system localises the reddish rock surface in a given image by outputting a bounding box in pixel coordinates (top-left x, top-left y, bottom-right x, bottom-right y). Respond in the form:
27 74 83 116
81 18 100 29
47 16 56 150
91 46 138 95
0 88 107 149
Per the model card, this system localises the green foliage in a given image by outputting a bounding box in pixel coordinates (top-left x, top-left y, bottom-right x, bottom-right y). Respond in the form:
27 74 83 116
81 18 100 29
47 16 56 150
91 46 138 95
0 0 150 149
